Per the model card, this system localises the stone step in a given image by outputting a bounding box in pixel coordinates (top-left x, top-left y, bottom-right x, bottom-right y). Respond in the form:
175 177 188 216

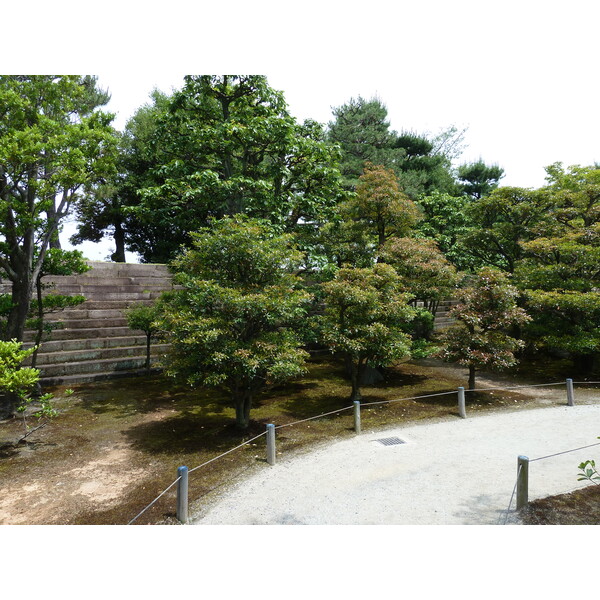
40 368 162 387
22 326 138 342
44 317 129 329
24 335 149 353
38 355 162 378
30 344 169 366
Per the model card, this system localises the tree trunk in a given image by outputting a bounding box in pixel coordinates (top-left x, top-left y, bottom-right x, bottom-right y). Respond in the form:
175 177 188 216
112 221 127 263
6 277 34 342
234 391 253 430
468 365 476 391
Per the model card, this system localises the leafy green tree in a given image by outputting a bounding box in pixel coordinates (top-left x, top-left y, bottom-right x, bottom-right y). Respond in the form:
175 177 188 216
415 191 475 270
440 268 530 389
513 164 600 370
348 163 421 249
156 216 311 430
459 186 553 272
319 263 415 401
380 236 460 317
457 160 504 199
129 76 343 263
0 76 117 341
126 303 161 375
327 97 456 196
71 89 173 262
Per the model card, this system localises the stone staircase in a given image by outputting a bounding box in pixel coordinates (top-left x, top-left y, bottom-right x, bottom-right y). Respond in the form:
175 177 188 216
1 262 176 387
433 300 458 330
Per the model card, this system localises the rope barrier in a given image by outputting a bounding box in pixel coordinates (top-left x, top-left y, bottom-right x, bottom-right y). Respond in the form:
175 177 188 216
274 406 353 429
464 381 566 393
529 440 600 463
188 431 268 474
128 476 182 525
360 390 457 408
500 464 522 525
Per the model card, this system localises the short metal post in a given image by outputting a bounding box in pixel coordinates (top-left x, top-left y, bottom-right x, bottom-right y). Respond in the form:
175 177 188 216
566 378 575 406
458 386 466 419
176 465 189 524
266 423 276 465
353 400 361 434
516 455 529 510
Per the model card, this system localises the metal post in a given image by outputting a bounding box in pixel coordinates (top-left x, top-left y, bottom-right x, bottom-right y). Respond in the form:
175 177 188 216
353 400 361 434
566 378 575 406
516 455 529 510
176 465 189 524
266 423 276 465
458 386 466 419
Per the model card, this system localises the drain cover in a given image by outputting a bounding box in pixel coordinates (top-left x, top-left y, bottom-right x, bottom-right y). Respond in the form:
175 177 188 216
374 436 405 446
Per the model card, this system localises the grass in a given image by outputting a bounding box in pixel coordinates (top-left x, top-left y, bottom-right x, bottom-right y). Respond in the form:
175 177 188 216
0 354 596 525
521 484 600 524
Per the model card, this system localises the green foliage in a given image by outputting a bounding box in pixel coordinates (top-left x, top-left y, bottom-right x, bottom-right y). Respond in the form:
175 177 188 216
125 76 343 263
157 216 312 429
457 160 504 199
319 263 415 400
578 457 600 484
0 76 117 341
440 268 530 388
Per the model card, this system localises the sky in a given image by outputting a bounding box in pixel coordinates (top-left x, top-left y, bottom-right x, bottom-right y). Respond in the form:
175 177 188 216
8 0 598 262
4 1 598 585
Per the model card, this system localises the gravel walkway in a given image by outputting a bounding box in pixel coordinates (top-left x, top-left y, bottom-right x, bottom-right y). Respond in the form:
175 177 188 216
194 402 600 525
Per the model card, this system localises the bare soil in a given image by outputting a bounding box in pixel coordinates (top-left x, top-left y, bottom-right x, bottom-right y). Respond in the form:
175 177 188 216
1 355 597 525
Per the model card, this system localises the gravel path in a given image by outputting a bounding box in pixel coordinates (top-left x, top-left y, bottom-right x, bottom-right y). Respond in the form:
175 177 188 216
194 401 600 525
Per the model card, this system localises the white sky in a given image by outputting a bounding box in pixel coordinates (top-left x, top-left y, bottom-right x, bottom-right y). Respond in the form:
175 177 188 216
8 0 599 261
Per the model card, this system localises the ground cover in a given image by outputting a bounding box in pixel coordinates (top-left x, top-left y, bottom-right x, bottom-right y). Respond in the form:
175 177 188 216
0 355 596 525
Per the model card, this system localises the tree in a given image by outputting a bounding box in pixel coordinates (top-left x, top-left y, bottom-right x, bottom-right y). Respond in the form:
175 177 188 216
514 164 600 370
440 268 530 389
319 263 415 402
457 160 504 199
0 76 117 341
71 89 173 262
156 216 311 430
126 303 160 375
459 186 553 272
327 97 456 196
380 236 459 316
348 163 421 249
128 76 343 263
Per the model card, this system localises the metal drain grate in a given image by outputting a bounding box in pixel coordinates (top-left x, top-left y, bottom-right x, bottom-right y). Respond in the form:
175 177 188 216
374 436 405 446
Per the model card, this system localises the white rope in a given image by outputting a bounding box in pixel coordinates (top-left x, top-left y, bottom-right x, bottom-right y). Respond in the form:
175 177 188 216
188 431 267 474
360 390 456 408
127 476 181 525
274 406 353 429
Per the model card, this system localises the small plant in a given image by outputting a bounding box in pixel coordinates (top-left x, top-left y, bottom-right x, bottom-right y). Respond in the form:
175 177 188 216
0 339 56 441
578 440 600 484
126 303 160 375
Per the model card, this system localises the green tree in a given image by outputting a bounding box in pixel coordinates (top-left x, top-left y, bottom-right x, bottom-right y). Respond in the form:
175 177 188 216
514 164 600 371
157 216 311 430
129 76 343 263
440 268 530 389
126 303 160 375
327 97 456 196
71 89 173 262
348 163 421 249
0 76 117 341
457 160 504 199
320 263 415 402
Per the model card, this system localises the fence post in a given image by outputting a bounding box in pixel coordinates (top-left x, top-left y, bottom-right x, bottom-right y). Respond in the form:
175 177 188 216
353 400 361 434
176 465 189 524
516 455 529 510
566 378 575 406
458 386 466 419
266 423 276 465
